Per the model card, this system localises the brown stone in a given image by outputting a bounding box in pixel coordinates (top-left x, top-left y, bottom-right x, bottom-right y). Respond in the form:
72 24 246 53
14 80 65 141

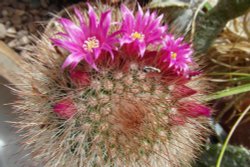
11 15 22 26
0 23 6 39
19 36 30 45
40 0 49 8
17 30 29 38
7 39 18 48
30 9 39 15
15 9 25 16
28 23 36 33
1 10 8 17
21 15 29 22
7 27 16 33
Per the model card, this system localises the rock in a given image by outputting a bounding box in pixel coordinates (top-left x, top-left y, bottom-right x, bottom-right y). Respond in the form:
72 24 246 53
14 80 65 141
5 21 12 28
1 10 8 17
34 16 40 21
21 15 29 22
7 27 17 34
29 0 41 8
6 27 17 38
11 14 22 26
27 14 35 22
0 23 6 39
20 50 28 58
5 8 14 17
1 17 9 23
28 23 36 33
8 39 18 48
21 0 31 2
17 2 26 10
15 9 25 16
40 0 49 8
30 9 39 15
48 4 58 11
17 30 29 38
19 36 30 45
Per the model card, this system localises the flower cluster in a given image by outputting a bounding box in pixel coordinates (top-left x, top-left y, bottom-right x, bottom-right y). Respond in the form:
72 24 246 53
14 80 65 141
52 5 118 70
52 4 193 76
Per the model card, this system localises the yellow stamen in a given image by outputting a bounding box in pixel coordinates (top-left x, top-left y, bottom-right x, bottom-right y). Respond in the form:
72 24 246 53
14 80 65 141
83 36 100 52
171 52 177 60
131 31 145 41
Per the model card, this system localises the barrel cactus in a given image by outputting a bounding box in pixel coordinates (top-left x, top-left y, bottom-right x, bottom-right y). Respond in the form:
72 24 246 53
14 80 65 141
12 3 211 167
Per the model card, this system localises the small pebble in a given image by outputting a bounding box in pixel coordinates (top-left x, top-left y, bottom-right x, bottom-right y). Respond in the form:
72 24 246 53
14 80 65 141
28 23 36 33
40 0 49 8
0 23 6 39
1 10 8 17
6 27 17 38
5 21 12 28
8 39 18 48
11 15 22 26
19 36 30 45
14 9 25 16
7 27 16 34
17 30 28 38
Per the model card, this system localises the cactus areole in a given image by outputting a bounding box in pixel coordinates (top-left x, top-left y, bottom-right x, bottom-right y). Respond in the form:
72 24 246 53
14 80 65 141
13 3 211 167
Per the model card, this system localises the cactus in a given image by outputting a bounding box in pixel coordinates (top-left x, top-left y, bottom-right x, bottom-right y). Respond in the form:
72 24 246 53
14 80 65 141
12 3 211 167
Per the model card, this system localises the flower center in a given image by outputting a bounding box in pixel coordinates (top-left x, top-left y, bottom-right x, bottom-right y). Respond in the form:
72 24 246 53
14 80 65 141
131 31 145 41
171 52 177 60
83 36 100 52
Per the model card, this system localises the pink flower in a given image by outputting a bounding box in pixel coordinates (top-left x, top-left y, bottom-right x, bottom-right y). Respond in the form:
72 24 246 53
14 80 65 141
53 99 77 119
171 85 197 98
178 101 211 118
51 4 119 70
160 35 193 75
70 70 90 87
120 4 166 56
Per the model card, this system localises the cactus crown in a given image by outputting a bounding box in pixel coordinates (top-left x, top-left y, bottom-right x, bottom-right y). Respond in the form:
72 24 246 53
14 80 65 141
13 3 211 167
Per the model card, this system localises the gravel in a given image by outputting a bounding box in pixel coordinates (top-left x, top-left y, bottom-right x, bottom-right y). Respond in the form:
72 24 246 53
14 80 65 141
0 23 6 39
0 0 79 52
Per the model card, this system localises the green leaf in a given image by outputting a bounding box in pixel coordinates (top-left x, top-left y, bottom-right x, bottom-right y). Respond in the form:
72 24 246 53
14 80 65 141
149 0 189 8
194 144 250 167
216 105 250 167
206 83 250 101
208 72 250 77
204 2 213 11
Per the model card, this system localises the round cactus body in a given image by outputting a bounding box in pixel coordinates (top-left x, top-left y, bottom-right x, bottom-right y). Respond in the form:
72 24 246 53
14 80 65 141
13 3 211 167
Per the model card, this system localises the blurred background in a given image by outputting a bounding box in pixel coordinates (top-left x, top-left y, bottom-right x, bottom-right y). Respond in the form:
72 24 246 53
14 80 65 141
0 0 249 166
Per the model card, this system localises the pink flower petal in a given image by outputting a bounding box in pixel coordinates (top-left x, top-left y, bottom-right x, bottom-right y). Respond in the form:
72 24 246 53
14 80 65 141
138 42 146 57
51 38 82 52
70 70 90 87
62 53 84 69
53 99 77 119
85 53 98 70
178 101 211 117
87 3 98 31
58 18 84 44
172 85 197 98
99 10 111 36
74 7 85 26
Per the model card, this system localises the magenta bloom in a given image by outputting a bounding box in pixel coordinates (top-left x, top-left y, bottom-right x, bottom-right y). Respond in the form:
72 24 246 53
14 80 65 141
120 4 166 56
70 70 90 87
178 101 211 118
160 35 193 75
53 99 77 119
51 4 119 70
